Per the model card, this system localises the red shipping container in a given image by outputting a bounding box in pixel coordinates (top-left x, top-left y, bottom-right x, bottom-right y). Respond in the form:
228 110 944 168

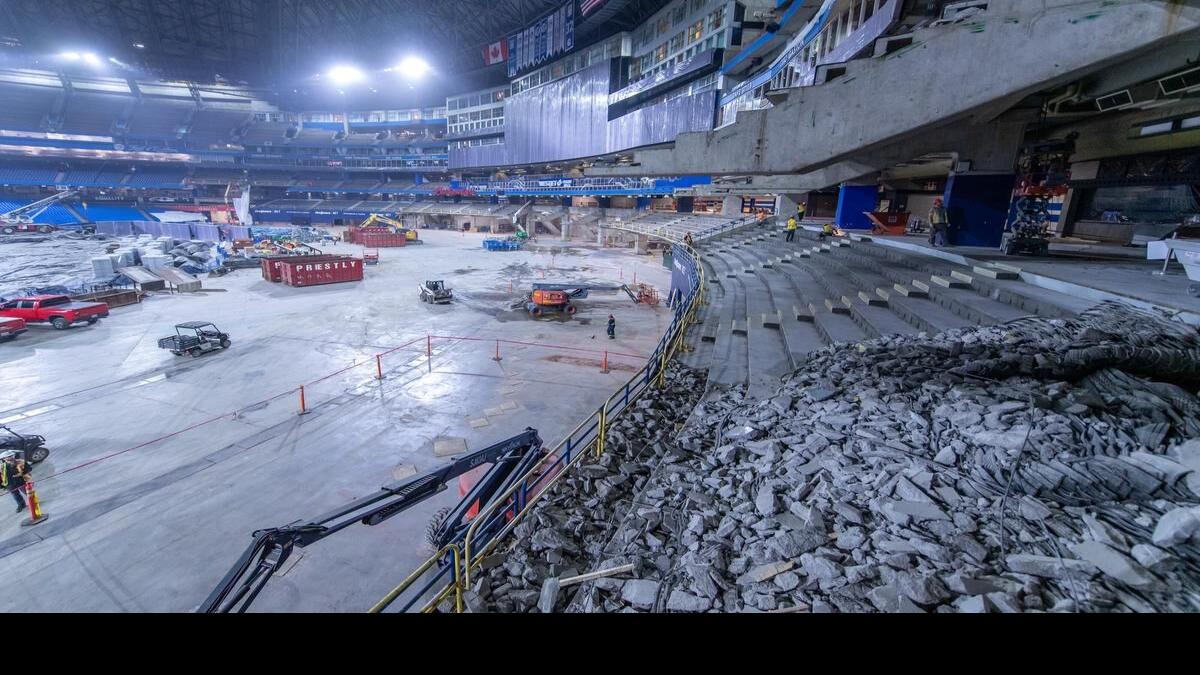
279 256 364 287
358 233 407 247
345 226 391 244
261 254 344 282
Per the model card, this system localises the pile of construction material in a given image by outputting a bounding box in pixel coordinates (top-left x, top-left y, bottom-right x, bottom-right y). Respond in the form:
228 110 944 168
471 302 1200 613
91 237 217 280
460 367 707 613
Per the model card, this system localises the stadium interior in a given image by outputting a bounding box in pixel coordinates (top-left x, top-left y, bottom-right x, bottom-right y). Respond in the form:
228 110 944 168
1 0 1200 614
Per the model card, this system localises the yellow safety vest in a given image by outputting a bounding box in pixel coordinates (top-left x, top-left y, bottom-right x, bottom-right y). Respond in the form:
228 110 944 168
786 219 797 231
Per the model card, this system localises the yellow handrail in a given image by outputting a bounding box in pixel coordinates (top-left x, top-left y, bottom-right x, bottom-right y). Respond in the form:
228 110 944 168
368 544 462 614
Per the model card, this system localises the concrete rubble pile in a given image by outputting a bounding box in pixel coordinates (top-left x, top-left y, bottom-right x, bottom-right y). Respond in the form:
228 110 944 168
459 366 708 613
472 301 1200 613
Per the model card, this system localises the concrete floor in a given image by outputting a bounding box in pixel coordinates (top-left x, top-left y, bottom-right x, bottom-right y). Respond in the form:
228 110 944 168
0 230 672 612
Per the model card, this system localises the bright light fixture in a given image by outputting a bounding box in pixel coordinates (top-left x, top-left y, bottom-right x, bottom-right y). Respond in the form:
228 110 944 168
396 56 430 80
327 65 366 86
82 53 101 66
60 51 81 61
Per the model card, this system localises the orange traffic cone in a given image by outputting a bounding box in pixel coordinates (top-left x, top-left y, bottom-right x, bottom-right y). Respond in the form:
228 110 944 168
20 481 48 527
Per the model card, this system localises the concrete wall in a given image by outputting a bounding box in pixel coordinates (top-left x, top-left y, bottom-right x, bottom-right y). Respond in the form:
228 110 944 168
1067 99 1200 164
591 0 1200 179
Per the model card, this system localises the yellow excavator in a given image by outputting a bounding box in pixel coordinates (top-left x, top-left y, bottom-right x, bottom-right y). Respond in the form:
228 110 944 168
357 213 420 242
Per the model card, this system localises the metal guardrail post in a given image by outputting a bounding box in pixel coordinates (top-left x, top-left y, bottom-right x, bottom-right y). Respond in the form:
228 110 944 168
595 405 605 459
369 544 462 614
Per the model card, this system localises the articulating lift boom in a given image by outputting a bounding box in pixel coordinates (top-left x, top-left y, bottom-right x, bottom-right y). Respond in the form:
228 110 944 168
199 428 545 613
358 213 420 241
519 282 643 317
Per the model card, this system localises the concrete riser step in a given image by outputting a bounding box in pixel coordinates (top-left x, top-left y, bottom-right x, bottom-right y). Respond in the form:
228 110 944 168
829 248 1004 326
850 244 1074 319
972 265 1019 280
846 244 1044 312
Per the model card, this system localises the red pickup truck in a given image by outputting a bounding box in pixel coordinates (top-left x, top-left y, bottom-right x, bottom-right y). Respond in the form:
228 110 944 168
0 295 109 330
0 317 26 341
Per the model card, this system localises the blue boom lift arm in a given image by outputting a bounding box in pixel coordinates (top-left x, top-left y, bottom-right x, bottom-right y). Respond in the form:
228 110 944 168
198 428 544 613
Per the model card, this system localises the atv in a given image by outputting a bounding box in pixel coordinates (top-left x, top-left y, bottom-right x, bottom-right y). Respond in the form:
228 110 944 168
0 425 50 464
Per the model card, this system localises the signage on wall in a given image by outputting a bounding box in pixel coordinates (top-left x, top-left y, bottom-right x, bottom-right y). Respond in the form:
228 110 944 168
507 1 576 78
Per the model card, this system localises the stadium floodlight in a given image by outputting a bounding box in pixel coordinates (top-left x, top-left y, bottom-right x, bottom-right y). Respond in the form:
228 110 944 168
60 51 81 61
82 53 102 66
396 56 430 80
327 65 366 86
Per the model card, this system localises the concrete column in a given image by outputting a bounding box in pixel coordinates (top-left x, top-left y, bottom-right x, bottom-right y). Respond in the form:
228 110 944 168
943 172 1016 247
634 234 648 254
676 196 694 213
721 195 742 216
597 226 605 246
775 194 797 218
835 184 877 230
775 193 810 220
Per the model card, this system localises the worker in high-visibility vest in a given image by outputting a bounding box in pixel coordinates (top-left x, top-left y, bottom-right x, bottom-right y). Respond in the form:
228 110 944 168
785 216 798 242
0 452 30 513
929 198 950 247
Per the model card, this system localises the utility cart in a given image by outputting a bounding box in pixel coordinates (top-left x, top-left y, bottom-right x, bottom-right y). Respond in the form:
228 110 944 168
157 321 232 357
419 280 453 304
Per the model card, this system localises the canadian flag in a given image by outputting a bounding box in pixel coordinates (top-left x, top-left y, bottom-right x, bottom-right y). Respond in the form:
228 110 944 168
483 40 508 66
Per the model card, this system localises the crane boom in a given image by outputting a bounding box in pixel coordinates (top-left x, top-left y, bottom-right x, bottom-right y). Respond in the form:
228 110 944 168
1 190 77 222
198 428 544 613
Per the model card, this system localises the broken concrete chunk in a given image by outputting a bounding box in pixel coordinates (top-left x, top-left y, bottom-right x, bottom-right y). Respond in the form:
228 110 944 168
737 560 795 585
620 579 661 610
881 500 950 523
537 578 561 613
1070 541 1155 588
773 571 801 591
944 572 1002 596
833 501 863 524
755 484 778 516
806 386 838 402
725 425 765 442
933 447 957 466
1005 554 1099 579
1152 506 1200 547
1130 544 1173 570
666 590 711 613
